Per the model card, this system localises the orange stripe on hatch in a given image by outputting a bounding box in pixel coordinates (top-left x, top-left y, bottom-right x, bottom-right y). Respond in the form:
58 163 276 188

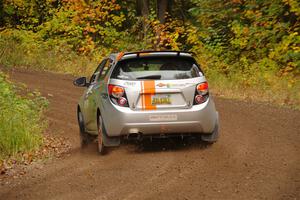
140 81 145 109
143 80 156 110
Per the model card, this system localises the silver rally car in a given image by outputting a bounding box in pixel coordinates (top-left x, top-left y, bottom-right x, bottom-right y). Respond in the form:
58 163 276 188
74 51 219 154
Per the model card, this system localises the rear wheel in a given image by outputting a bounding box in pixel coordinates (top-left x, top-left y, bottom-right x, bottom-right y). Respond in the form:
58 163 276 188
78 110 94 147
97 115 106 155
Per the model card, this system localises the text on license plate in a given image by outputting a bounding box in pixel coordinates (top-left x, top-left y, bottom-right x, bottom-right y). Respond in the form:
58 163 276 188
149 114 178 122
151 95 171 105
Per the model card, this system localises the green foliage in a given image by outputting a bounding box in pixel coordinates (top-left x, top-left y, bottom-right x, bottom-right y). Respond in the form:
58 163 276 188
190 0 300 74
2 0 57 29
0 71 48 160
40 0 128 54
187 0 300 107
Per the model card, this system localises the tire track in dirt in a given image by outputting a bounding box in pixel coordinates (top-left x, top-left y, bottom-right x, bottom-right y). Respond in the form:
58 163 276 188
0 68 299 200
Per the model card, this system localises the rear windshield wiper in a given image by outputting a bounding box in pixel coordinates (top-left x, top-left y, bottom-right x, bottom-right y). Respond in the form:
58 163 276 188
136 75 161 80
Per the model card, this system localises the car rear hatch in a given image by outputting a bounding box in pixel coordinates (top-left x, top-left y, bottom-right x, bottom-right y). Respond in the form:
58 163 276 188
109 54 206 111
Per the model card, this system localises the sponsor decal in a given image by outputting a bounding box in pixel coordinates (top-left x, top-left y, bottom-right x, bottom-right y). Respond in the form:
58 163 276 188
124 82 136 86
149 114 178 121
156 82 167 87
156 82 190 88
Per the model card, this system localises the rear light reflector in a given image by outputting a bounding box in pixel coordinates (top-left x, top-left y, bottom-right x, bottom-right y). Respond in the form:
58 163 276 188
195 95 206 104
118 97 127 107
196 82 208 95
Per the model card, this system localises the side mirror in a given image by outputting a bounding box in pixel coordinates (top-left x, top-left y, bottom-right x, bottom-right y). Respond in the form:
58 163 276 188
73 77 89 87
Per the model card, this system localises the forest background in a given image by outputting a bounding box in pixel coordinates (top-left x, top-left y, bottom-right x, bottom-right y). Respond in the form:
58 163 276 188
0 0 299 107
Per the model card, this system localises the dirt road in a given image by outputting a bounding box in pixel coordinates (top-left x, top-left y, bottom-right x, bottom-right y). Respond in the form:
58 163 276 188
0 69 299 200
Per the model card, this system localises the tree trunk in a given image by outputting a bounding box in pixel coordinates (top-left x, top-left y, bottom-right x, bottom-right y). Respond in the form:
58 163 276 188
0 0 4 27
136 0 150 45
136 0 149 17
157 0 168 24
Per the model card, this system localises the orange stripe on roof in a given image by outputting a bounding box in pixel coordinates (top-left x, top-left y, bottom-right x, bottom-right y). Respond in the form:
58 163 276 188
117 52 124 61
139 52 151 56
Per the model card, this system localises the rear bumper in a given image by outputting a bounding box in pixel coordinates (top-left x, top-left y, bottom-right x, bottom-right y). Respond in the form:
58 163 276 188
101 98 218 137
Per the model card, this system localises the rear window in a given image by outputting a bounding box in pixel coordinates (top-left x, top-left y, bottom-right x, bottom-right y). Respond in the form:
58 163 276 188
111 56 203 80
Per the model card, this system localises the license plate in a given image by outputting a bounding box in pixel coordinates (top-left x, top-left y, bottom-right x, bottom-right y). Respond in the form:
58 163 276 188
151 95 171 105
149 114 177 121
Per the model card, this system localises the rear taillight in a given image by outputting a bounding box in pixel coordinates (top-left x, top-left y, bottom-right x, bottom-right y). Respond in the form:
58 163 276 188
194 82 209 105
108 84 128 107
196 82 208 95
109 85 124 98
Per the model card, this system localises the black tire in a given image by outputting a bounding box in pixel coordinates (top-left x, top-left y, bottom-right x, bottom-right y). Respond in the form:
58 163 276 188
97 114 106 155
78 110 94 147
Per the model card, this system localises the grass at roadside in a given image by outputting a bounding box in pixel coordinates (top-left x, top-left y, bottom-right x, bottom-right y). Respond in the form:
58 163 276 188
0 71 48 161
205 68 300 110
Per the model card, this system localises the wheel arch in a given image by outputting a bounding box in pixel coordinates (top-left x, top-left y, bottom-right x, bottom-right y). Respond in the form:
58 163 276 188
77 105 81 113
77 104 86 133
96 108 101 124
77 105 84 122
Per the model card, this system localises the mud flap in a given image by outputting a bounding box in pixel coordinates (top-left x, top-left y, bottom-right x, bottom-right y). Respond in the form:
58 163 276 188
102 126 121 147
201 112 219 143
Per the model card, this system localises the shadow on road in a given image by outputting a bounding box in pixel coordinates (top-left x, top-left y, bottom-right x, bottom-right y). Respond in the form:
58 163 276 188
123 137 212 154
77 137 212 156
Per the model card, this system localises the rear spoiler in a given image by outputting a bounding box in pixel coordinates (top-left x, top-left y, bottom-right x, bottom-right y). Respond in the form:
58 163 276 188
123 50 195 57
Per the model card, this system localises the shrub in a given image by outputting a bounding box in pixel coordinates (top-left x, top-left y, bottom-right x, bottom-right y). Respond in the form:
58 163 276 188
0 71 48 160
0 29 101 76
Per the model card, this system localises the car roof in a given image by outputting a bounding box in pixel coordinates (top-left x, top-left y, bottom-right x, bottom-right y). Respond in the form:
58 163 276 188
109 50 194 62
